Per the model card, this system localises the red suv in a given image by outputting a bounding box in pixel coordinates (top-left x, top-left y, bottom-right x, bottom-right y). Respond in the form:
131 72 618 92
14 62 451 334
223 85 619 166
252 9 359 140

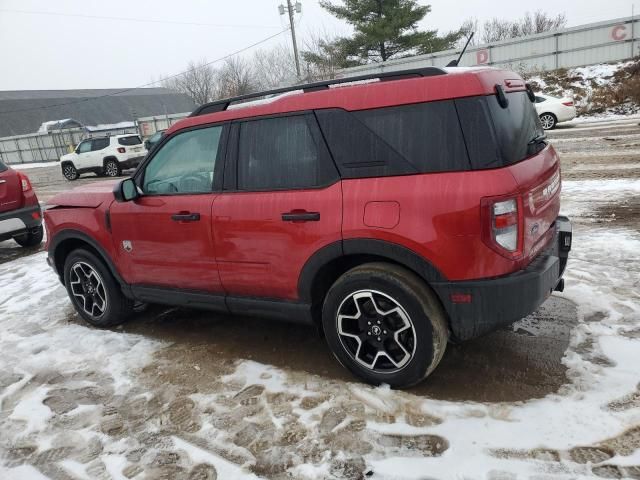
0 160 43 247
44 67 571 387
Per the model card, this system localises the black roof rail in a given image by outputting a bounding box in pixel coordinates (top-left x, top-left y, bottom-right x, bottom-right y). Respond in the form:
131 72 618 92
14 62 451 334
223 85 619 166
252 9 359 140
190 66 447 117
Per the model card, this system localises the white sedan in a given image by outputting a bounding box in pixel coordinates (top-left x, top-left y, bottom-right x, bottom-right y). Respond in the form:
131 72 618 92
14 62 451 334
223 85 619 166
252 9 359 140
534 93 577 130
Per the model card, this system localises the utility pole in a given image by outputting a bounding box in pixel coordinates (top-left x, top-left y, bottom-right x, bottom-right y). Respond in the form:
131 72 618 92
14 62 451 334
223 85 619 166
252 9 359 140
279 1 302 78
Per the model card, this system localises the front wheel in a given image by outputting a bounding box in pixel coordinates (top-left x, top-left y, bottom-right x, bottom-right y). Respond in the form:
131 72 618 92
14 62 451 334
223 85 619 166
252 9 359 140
63 249 133 327
103 159 121 177
539 113 557 130
14 225 43 248
322 263 448 388
62 163 79 181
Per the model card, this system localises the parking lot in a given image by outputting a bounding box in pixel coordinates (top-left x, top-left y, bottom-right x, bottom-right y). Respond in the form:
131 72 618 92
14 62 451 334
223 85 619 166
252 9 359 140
1 117 640 479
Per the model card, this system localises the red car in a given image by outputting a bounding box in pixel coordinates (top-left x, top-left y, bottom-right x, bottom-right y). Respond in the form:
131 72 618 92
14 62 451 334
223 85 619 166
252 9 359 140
0 160 43 247
44 67 571 387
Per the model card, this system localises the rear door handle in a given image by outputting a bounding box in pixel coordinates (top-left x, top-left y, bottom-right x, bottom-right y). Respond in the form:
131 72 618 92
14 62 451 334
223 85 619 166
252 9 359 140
281 211 320 222
171 212 200 222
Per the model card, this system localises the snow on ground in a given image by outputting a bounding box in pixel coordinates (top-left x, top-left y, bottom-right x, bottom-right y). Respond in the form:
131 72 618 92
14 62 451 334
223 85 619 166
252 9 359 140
1 178 639 479
9 162 59 170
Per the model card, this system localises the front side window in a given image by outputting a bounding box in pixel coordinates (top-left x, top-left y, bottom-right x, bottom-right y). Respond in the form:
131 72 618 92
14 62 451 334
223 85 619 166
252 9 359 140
142 126 222 194
237 115 321 191
77 141 92 154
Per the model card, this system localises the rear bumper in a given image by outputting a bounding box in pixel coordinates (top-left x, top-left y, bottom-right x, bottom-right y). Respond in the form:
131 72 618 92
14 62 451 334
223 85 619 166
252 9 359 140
433 216 572 341
120 156 145 169
0 204 42 242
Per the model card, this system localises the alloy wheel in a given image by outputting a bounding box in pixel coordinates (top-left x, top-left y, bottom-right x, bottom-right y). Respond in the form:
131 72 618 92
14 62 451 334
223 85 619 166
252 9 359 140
69 261 108 318
540 114 555 130
105 161 119 177
63 165 77 179
336 289 417 373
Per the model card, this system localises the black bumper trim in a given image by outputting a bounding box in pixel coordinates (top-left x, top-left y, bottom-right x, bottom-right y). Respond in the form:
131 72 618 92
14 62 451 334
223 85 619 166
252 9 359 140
0 203 42 242
433 216 572 341
119 156 145 169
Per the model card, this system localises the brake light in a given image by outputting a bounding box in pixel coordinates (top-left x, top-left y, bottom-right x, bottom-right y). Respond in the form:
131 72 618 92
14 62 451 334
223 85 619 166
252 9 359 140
18 172 32 192
117 147 126 153
562 101 574 107
481 196 524 259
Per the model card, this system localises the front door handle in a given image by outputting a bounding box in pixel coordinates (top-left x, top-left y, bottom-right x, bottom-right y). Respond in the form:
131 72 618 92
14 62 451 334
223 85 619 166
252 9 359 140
281 211 320 222
171 212 200 222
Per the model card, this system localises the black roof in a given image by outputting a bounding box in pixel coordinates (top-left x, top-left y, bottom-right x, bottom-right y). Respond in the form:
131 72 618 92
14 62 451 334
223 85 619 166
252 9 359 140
0 88 196 137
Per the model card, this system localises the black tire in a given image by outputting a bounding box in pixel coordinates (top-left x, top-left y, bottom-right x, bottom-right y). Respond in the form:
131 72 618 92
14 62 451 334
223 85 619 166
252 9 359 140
103 159 121 177
63 248 133 327
14 225 44 248
322 262 448 388
62 163 79 181
539 112 557 130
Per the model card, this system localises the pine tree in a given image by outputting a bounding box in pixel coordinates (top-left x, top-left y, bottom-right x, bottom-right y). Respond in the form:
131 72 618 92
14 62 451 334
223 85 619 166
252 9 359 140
317 0 461 64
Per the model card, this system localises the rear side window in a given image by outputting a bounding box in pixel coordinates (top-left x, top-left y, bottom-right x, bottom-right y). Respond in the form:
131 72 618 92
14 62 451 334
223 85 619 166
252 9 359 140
353 101 470 173
92 138 109 151
237 115 334 190
456 91 544 169
118 136 142 146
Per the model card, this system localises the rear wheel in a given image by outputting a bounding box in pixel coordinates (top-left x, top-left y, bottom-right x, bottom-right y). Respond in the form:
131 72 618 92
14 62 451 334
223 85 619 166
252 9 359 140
63 249 133 327
322 263 448 388
14 225 43 248
62 163 79 181
104 159 121 177
539 113 557 130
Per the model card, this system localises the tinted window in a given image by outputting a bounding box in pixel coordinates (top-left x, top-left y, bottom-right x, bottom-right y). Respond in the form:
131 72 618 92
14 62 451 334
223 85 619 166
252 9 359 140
118 135 142 146
535 96 547 103
315 109 416 179
92 138 109 151
143 126 222 194
77 141 92 154
353 101 470 172
237 115 328 190
456 92 544 169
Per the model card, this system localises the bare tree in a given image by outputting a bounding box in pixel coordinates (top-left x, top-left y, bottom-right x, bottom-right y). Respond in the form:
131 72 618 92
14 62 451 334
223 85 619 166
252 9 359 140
301 29 348 81
480 11 567 44
159 59 217 105
215 57 259 98
253 43 298 89
458 18 479 47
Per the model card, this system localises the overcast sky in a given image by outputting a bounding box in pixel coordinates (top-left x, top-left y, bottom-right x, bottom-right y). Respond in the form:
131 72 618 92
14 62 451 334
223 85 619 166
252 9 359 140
0 0 637 90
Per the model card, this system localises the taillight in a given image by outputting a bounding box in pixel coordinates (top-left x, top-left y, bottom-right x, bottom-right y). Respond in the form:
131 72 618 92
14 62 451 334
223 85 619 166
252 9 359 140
562 101 574 107
18 172 32 192
481 196 524 259
117 147 126 153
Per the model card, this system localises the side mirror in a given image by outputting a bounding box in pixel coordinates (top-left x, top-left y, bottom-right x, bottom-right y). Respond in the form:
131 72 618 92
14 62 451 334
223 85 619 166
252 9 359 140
113 178 140 202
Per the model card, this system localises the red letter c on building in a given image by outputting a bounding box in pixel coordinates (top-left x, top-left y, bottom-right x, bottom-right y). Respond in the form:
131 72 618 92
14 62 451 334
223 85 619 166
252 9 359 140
476 50 489 64
612 25 627 41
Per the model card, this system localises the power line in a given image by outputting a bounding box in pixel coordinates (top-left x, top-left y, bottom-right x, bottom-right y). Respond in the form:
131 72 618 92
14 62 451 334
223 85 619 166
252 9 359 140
0 28 291 116
0 8 282 29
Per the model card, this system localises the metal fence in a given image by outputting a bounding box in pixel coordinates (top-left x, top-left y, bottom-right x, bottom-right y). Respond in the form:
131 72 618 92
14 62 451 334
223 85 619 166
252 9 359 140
0 126 137 165
137 112 189 138
342 16 640 77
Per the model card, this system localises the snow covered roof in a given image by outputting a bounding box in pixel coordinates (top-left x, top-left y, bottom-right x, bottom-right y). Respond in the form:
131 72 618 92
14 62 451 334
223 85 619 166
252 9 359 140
37 118 83 133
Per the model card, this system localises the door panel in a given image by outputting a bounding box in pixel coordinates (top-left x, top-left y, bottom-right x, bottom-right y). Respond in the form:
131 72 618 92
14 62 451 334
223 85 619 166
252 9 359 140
213 184 342 300
110 195 221 291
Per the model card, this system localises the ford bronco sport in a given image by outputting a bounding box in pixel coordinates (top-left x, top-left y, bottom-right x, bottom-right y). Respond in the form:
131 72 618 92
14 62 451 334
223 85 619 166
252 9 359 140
44 67 571 387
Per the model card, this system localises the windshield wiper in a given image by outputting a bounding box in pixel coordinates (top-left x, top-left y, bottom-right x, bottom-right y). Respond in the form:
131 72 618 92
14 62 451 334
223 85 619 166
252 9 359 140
528 133 547 145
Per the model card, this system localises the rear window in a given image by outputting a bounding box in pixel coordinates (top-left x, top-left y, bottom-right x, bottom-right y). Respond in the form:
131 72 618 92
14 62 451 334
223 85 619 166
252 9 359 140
0 159 7 172
118 136 142 146
456 91 544 169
